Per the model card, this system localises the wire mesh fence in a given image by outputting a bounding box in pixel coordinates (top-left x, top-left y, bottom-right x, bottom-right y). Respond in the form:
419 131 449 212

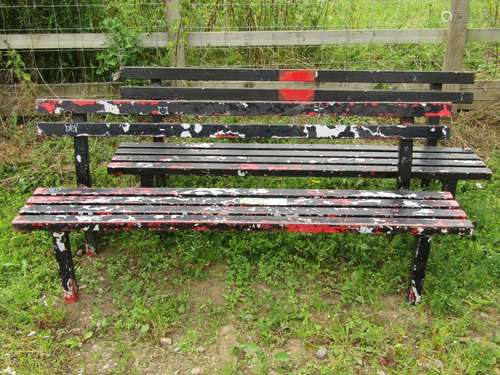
0 0 498 85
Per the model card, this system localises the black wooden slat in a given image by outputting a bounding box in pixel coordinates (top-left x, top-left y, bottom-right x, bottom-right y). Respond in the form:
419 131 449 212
118 142 474 154
107 161 492 179
120 87 473 103
115 147 480 160
110 154 486 167
118 67 475 84
37 122 450 140
20 204 467 219
35 99 454 118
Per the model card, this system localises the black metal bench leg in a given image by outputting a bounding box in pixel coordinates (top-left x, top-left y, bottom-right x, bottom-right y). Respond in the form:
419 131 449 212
408 235 431 305
442 179 458 196
140 174 155 187
52 232 78 304
84 231 98 257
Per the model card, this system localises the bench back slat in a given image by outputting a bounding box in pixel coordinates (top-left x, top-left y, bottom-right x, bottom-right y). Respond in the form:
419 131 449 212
118 67 475 84
35 99 452 118
37 122 449 140
119 87 473 104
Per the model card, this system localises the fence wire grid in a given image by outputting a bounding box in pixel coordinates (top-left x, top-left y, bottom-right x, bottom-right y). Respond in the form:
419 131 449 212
0 0 498 84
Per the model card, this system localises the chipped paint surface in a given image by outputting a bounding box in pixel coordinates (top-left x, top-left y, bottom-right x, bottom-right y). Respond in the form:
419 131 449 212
35 99 453 118
13 188 473 236
37 122 451 141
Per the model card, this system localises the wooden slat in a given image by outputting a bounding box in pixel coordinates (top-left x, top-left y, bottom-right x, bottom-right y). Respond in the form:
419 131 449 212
118 67 475 84
106 161 490 179
118 142 475 154
32 187 453 200
20 204 467 219
120 87 473 103
110 154 486 167
116 146 480 160
35 99 453 118
2 29 498 50
36 122 450 140
12 213 473 235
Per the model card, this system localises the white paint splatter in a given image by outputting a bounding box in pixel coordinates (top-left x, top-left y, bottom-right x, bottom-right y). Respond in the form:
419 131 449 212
313 125 347 138
53 232 67 252
97 100 120 114
76 154 82 163
121 123 130 132
194 123 203 133
240 198 288 206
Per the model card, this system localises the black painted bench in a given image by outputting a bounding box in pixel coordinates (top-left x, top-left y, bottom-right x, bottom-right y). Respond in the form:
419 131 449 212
14 117 473 305
108 67 490 192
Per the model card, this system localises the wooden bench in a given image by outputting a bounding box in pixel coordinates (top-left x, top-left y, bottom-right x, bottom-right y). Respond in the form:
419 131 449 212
106 67 490 193
14 116 473 305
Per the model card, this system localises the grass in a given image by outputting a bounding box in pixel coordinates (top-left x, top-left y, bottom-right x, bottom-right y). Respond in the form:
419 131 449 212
0 112 498 374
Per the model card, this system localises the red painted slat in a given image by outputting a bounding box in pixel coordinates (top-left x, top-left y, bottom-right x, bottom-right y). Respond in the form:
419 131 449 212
279 70 317 82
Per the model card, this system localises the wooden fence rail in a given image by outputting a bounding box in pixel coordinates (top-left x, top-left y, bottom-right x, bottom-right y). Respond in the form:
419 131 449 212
1 28 499 50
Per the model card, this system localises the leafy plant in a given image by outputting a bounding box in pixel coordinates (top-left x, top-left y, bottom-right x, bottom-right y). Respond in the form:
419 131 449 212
96 17 142 77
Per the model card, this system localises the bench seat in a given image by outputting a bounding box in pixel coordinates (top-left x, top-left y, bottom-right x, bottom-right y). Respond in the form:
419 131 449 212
13 187 472 235
109 142 491 180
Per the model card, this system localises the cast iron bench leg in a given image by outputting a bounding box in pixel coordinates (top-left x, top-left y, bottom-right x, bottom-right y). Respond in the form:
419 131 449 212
140 174 155 187
442 179 458 196
84 231 98 257
52 232 79 304
408 235 431 305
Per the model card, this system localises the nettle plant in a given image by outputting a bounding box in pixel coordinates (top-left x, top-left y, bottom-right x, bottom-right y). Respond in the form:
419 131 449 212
96 17 143 77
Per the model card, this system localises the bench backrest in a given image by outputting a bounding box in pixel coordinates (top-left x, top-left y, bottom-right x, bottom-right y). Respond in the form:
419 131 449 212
117 67 474 104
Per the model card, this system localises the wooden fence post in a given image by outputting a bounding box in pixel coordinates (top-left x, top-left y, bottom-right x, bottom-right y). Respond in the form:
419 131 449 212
165 0 185 67
444 0 469 71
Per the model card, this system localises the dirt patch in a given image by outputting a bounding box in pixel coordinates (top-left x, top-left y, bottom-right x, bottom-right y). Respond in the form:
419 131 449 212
189 263 228 308
214 323 239 366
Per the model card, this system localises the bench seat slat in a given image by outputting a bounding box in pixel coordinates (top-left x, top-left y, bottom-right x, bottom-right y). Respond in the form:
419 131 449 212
26 196 459 209
35 99 453 118
111 154 486 167
118 143 474 154
107 161 491 179
32 187 452 200
20 204 467 219
12 214 473 235
116 147 481 160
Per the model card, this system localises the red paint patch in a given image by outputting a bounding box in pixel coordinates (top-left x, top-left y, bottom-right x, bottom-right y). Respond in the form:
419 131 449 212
240 163 261 170
425 104 452 118
214 133 240 139
72 99 96 107
63 279 79 304
37 100 57 113
279 70 316 82
194 225 209 231
278 89 315 102
286 224 351 234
